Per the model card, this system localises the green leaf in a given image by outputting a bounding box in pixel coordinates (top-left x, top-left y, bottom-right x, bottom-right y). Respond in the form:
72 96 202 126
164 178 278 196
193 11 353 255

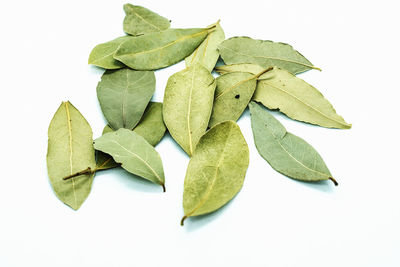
218 36 320 74
88 36 133 69
123 4 170 36
163 64 216 156
133 102 166 146
47 101 96 210
95 125 119 171
249 102 337 185
96 68 155 130
209 72 258 127
114 27 213 70
215 63 265 75
185 21 225 72
93 128 165 191
181 121 249 225
254 67 351 129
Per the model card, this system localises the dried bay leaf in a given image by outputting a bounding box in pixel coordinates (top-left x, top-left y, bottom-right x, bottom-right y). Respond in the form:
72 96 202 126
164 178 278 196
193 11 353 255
114 27 214 70
215 63 265 75
209 70 265 127
218 37 320 74
47 102 96 210
254 67 351 129
163 64 216 156
123 4 170 36
185 21 225 72
88 36 133 69
181 121 249 225
97 68 155 130
95 125 119 171
249 102 337 185
94 128 165 191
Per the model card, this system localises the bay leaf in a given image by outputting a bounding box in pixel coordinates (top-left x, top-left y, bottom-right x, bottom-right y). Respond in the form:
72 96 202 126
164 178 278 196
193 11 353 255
249 101 337 185
88 36 133 69
185 21 225 72
163 64 216 156
95 125 119 171
209 71 259 127
114 27 214 70
94 128 165 191
47 101 96 210
218 36 320 74
181 121 249 225
254 67 351 129
132 102 166 146
215 63 265 75
97 68 155 130
123 4 170 36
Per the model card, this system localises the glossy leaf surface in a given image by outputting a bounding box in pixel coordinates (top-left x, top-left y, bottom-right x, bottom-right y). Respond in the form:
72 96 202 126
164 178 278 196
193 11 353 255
47 102 96 210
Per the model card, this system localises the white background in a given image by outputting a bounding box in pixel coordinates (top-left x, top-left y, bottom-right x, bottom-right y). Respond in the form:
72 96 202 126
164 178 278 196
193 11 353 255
1 0 399 266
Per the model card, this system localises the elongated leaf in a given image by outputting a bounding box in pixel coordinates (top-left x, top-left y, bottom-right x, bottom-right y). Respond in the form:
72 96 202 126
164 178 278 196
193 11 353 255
114 27 213 70
97 68 155 130
163 64 216 156
95 125 119 171
94 129 165 190
185 21 225 72
181 121 249 225
249 102 337 184
123 4 170 36
215 63 265 75
133 102 166 146
47 101 96 210
254 67 351 129
209 72 258 127
88 36 132 69
218 37 319 74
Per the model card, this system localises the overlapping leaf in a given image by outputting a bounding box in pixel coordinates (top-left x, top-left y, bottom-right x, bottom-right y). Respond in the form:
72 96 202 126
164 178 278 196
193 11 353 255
182 121 249 225
88 36 132 69
163 64 216 156
123 4 170 36
47 102 96 210
215 63 265 75
97 68 155 130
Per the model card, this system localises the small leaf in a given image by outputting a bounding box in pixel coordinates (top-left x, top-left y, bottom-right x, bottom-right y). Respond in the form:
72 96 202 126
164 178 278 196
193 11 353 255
114 27 213 70
123 4 170 36
47 101 96 210
163 64 216 156
209 72 258 127
94 129 165 190
249 102 337 185
88 36 133 69
133 102 166 146
181 121 249 225
97 68 155 130
215 63 265 75
254 67 351 129
185 21 225 72
218 36 319 74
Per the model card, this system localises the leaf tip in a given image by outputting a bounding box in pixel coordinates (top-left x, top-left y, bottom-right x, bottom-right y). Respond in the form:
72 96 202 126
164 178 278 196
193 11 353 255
329 177 338 186
180 215 187 226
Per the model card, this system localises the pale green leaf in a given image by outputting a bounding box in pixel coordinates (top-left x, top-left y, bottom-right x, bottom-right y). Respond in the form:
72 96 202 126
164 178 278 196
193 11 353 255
185 21 225 72
182 121 249 225
218 37 320 74
163 64 216 156
47 101 96 210
209 72 258 127
123 4 170 36
254 67 351 129
97 68 155 130
249 102 337 185
95 125 119 171
133 102 166 146
93 129 165 190
215 63 265 75
88 36 133 69
114 27 213 70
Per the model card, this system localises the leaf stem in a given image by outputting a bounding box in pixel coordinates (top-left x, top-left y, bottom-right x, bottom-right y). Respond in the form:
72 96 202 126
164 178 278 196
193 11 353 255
180 215 187 226
255 66 274 78
161 183 166 192
329 177 338 186
63 167 95 180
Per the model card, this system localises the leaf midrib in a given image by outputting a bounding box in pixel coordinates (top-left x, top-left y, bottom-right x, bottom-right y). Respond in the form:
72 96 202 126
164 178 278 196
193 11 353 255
64 102 77 207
